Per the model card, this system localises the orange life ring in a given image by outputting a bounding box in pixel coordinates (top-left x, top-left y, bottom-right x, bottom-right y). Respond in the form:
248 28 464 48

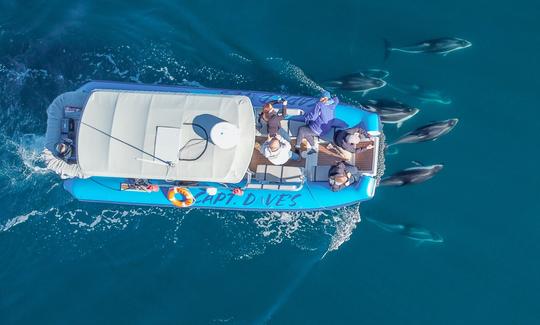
167 187 195 208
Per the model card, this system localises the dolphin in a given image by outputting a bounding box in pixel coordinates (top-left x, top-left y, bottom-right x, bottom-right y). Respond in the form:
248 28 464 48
325 73 386 96
384 37 471 59
362 99 419 128
389 84 452 105
380 162 443 186
366 217 444 244
388 118 458 147
358 68 390 79
386 146 399 156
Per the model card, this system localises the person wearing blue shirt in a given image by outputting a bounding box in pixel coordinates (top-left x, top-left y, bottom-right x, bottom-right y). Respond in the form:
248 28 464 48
295 90 339 155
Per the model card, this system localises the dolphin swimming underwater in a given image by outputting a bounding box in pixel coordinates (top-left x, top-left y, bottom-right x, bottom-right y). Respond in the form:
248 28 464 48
389 84 452 105
388 118 458 147
358 68 390 79
366 217 444 244
384 37 471 59
325 72 386 95
362 98 419 127
380 162 443 186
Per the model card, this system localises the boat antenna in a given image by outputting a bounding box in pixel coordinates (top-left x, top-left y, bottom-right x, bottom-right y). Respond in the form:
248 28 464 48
80 122 175 167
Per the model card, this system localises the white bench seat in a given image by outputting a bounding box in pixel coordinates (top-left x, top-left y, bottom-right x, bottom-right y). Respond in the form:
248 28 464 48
245 165 305 191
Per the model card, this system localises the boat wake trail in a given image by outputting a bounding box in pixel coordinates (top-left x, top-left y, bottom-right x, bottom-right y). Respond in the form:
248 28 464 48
264 57 325 95
322 204 361 258
253 205 362 256
0 209 48 232
0 134 49 185
255 210 326 246
196 206 363 262
15 134 48 175
81 44 250 87
252 206 362 323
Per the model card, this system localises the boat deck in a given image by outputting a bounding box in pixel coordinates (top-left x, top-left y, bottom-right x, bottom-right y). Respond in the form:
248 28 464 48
249 136 375 181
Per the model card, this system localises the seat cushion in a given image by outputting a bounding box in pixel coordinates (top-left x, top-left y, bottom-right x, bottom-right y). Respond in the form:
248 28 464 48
287 119 305 138
255 165 304 183
312 165 332 182
281 166 303 183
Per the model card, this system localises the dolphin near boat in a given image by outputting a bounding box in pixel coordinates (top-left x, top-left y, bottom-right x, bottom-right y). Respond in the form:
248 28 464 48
362 98 419 128
358 68 390 79
380 162 443 186
388 118 458 147
389 84 452 105
384 37 472 59
324 72 386 96
366 217 444 244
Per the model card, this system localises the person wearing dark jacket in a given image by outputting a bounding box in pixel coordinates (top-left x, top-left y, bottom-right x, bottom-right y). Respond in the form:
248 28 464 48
55 139 74 162
328 160 361 192
328 127 374 160
258 98 288 137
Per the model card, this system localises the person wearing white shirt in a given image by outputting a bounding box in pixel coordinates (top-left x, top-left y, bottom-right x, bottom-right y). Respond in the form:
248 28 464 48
259 134 300 165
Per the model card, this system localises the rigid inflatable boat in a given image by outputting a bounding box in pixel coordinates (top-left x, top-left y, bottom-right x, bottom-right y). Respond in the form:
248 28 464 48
44 81 385 211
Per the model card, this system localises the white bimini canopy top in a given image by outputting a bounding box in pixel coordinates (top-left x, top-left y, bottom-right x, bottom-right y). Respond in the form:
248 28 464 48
77 90 255 183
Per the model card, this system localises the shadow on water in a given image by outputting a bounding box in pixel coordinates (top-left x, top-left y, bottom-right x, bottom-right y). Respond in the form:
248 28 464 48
254 206 361 323
254 250 324 324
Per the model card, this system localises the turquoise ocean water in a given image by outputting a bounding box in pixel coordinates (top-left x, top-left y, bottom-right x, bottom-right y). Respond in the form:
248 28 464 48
1 0 539 324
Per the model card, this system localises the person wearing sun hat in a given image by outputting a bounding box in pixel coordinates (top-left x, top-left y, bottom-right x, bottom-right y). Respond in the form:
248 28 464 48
294 90 339 155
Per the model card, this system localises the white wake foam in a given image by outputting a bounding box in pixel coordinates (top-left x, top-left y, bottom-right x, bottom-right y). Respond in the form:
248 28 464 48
0 134 50 189
255 210 326 246
265 57 325 94
0 64 49 85
81 45 250 87
324 205 361 255
0 205 182 234
0 208 54 232
16 134 48 175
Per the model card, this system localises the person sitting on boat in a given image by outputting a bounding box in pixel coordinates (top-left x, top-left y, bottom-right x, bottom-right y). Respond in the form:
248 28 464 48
123 179 160 192
258 134 300 165
258 97 288 137
295 90 338 155
328 127 374 160
328 160 361 192
55 139 74 162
